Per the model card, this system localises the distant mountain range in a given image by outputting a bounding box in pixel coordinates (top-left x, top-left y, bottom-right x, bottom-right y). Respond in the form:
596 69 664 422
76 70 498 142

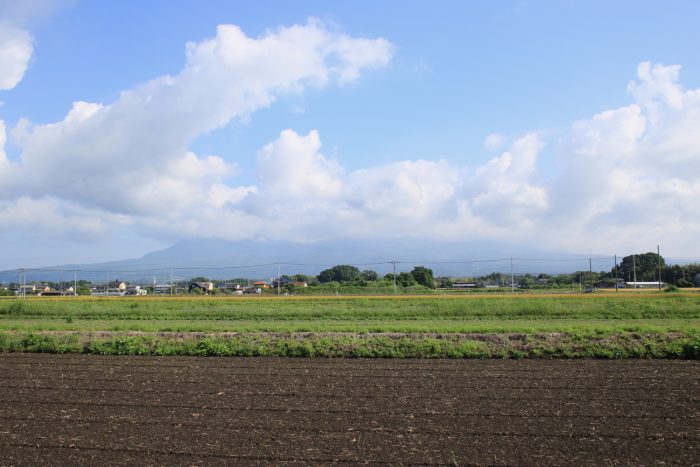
0 238 613 283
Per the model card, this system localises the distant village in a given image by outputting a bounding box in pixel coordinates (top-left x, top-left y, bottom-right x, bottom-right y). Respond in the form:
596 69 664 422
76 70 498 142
2 254 699 297
2 277 306 297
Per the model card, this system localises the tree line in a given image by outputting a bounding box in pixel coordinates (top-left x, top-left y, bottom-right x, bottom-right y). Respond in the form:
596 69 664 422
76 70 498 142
298 264 436 288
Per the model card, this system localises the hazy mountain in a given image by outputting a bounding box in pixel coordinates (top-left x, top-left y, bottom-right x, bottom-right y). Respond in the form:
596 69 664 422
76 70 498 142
0 238 614 283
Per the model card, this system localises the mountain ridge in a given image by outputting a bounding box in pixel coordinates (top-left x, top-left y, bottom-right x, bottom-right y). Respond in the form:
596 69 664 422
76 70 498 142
0 238 614 283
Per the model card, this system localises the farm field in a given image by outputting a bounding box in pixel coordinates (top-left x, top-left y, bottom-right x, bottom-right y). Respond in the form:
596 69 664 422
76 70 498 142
0 354 697 465
0 293 698 358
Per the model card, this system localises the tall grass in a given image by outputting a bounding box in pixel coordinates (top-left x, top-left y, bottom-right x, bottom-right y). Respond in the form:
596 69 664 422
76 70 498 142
1 294 698 321
0 330 697 359
0 294 697 358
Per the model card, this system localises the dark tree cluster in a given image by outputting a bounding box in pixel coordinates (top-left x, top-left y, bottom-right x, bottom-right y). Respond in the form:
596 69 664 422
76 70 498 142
318 265 361 283
616 253 665 282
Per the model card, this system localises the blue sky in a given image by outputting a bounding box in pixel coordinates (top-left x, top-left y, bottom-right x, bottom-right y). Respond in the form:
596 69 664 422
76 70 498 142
1 0 699 268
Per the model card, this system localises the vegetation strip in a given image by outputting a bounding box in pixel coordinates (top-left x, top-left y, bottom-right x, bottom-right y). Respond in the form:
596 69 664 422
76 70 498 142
0 330 697 358
0 294 697 358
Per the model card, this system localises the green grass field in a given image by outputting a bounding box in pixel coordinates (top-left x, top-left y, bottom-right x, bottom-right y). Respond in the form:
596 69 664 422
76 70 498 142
1 293 698 358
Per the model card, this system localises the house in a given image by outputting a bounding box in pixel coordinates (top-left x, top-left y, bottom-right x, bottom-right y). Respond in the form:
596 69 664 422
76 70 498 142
16 284 37 295
108 280 127 291
625 281 664 289
253 280 270 289
271 277 292 288
217 283 242 293
40 290 63 296
126 285 147 296
153 284 173 294
188 281 214 294
452 282 480 288
41 286 76 296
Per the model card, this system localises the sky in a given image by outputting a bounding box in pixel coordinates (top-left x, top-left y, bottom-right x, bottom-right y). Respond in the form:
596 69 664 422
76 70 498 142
1 0 699 269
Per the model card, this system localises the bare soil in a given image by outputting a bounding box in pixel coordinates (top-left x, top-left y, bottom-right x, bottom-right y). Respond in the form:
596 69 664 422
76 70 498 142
0 354 697 465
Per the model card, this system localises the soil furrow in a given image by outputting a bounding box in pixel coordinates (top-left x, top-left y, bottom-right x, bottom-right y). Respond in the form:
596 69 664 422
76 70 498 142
1 355 697 464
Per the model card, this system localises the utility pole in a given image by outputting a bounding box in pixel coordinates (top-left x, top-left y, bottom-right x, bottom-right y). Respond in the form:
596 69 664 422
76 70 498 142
170 268 173 296
632 254 637 289
392 260 397 296
74 270 77 298
18 268 24 300
657 245 662 290
510 257 514 294
614 255 618 292
277 264 281 296
589 258 593 291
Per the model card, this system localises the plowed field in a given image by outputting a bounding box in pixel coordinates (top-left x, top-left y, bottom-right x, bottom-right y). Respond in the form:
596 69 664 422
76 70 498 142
0 354 697 465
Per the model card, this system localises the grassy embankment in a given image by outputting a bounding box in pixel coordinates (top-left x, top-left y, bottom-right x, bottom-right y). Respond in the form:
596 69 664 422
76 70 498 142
0 293 698 358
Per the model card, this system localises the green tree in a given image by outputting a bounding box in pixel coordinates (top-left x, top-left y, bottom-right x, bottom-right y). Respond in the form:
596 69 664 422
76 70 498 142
663 263 700 287
397 272 417 287
317 265 361 283
360 270 378 281
290 274 313 283
617 253 665 282
382 273 417 287
519 274 535 289
76 285 92 296
410 266 435 288
435 276 453 288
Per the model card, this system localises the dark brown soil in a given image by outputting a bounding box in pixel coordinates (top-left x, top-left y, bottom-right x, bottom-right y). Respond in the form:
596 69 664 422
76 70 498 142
0 354 697 465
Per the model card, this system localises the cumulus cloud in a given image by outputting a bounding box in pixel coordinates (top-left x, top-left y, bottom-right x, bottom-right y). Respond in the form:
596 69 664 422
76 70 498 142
0 24 33 90
1 21 394 217
215 62 699 254
256 129 342 200
201 129 537 241
544 61 700 253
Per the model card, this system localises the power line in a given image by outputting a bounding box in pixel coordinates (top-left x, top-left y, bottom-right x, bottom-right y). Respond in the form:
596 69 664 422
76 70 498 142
1 253 698 279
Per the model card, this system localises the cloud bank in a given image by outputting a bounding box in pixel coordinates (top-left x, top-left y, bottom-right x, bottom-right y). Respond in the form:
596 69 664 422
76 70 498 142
0 17 698 257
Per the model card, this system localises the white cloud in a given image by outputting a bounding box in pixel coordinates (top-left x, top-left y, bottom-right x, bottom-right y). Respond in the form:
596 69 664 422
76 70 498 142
347 159 458 219
483 133 505 151
2 21 394 218
466 133 547 228
0 196 128 240
216 63 700 254
543 62 700 253
628 61 684 122
256 129 343 199
0 120 14 182
0 24 33 90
